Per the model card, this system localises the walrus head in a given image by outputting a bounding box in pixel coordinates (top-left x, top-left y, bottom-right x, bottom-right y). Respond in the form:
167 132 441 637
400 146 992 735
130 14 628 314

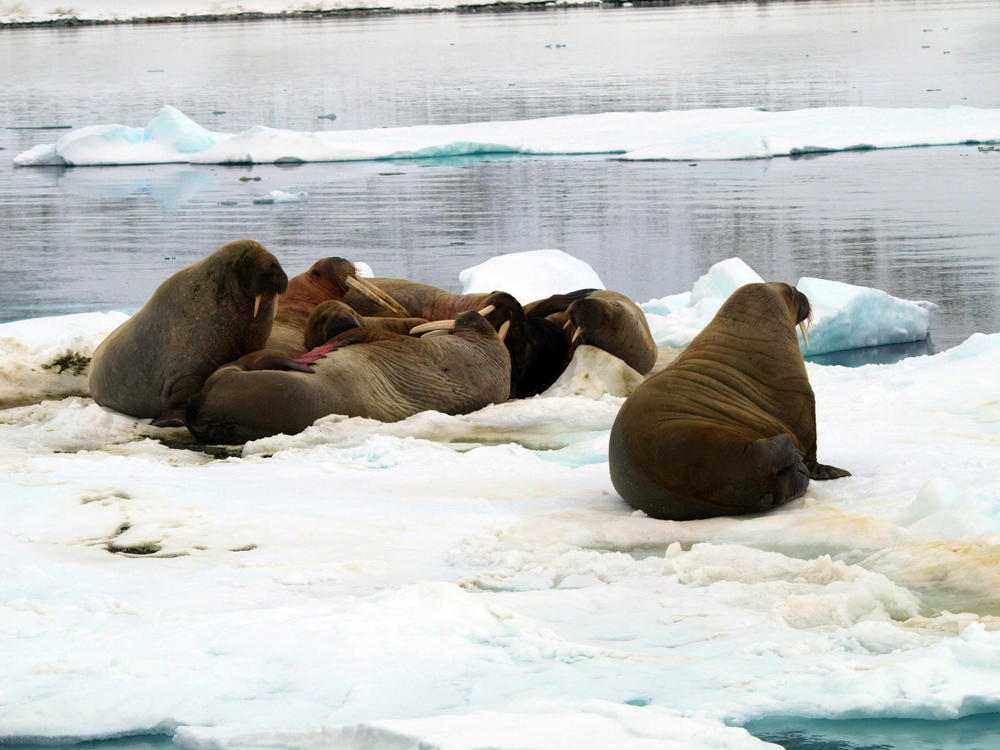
231 240 288 316
770 281 812 348
723 282 812 349
303 300 364 350
305 257 407 314
478 292 525 339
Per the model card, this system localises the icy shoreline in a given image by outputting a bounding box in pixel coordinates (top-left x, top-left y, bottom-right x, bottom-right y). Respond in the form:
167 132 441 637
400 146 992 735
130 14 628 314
0 0 663 29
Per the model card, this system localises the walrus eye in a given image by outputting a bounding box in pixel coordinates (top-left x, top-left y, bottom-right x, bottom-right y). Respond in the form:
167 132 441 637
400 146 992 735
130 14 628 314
310 268 321 278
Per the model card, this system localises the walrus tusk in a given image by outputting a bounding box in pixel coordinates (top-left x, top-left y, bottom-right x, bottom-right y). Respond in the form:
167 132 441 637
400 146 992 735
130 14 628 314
419 329 451 339
410 319 456 335
478 305 496 317
497 320 510 341
254 295 262 317
563 319 573 332
799 321 810 349
345 276 408 314
571 327 583 343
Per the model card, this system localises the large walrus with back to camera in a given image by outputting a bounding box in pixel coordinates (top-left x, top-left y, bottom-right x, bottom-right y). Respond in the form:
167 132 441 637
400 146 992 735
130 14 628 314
609 282 850 521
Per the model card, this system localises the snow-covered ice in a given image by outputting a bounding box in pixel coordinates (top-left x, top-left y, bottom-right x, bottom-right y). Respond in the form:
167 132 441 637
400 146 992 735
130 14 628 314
13 104 1000 167
3 250 999 750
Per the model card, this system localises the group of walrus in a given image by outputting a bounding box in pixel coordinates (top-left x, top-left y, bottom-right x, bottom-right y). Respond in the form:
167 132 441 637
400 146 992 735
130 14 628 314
89 239 850 522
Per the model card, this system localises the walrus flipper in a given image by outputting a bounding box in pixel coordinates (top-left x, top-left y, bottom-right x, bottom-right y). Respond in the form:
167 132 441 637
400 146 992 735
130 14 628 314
151 412 186 428
157 372 210 427
759 434 810 507
806 461 852 480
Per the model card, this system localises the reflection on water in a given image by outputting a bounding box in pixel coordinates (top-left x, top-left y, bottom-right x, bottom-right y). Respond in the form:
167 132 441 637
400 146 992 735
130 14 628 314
749 714 1000 750
1 0 999 357
806 337 937 367
2 147 997 352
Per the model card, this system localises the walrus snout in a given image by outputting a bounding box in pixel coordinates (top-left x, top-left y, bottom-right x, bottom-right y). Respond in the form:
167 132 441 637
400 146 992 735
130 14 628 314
481 291 525 332
238 244 288 301
453 310 498 338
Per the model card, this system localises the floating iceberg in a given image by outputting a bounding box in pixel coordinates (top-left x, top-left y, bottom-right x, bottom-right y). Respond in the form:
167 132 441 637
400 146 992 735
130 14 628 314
641 258 932 355
13 104 1000 167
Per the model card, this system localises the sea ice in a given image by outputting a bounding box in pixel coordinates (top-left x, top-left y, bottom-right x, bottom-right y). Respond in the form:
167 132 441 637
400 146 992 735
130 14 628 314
252 190 309 204
460 249 605 303
3 251 996 750
13 105 1000 167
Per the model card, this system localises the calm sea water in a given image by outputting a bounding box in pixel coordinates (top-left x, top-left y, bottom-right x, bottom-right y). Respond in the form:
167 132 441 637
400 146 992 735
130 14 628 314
5 714 1000 750
1 0 999 353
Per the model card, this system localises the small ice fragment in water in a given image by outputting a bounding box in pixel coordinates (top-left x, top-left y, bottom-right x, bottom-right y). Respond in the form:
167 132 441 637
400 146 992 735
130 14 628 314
253 190 308 204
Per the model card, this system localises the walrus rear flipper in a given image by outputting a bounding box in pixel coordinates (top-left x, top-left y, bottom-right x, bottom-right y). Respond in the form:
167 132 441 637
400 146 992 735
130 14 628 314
762 435 810 506
237 350 316 373
151 412 186 428
806 461 852 480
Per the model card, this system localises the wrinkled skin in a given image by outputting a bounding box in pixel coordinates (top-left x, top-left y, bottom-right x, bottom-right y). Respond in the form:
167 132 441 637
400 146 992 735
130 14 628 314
609 282 850 521
266 257 367 356
185 311 511 444
89 239 287 427
342 279 522 335
343 280 528 394
303 300 428 350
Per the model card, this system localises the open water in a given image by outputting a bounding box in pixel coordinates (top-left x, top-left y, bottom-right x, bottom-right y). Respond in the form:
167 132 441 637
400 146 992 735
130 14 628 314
2 0 1000 352
1 2 1000 746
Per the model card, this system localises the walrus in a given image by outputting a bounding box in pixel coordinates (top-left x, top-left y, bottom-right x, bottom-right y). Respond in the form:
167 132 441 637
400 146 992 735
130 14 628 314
341 279 522 334
303 300 429 350
185 310 511 444
89 239 288 427
343 279 529 394
526 288 658 375
608 282 850 521
266 257 406 355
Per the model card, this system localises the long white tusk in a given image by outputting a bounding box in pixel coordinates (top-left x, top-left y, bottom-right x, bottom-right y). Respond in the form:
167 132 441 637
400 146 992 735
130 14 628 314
345 276 408 314
497 320 510 342
799 321 810 349
571 327 583 344
477 304 495 317
563 319 573 332
254 295 262 317
410 319 456 335
420 329 451 339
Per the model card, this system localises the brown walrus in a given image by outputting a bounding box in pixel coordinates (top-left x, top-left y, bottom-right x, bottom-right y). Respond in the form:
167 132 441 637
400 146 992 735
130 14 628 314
514 288 658 398
185 310 511 444
343 279 528 393
265 258 406 356
303 300 429 351
88 239 288 427
609 282 850 521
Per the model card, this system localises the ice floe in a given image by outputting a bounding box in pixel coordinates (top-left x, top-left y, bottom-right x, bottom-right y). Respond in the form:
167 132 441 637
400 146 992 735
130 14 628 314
13 104 1000 167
